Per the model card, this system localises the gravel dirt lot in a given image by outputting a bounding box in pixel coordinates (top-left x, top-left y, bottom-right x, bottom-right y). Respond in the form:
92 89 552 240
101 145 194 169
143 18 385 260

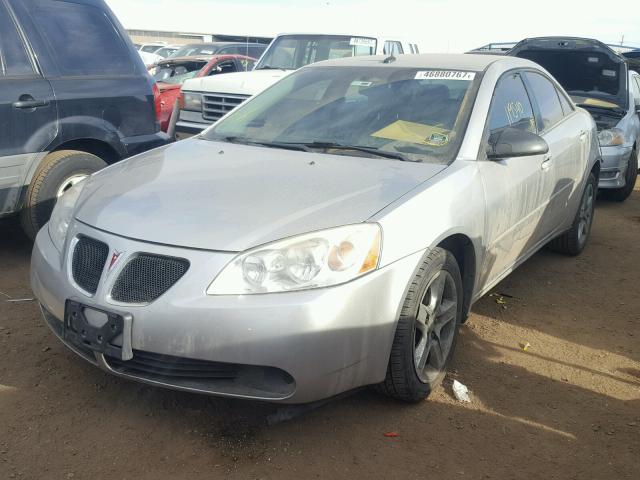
1 186 639 480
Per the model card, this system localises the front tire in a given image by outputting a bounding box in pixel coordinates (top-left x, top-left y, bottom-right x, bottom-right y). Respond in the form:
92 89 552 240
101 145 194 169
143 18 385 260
548 172 597 256
20 150 107 240
377 248 463 402
601 148 637 202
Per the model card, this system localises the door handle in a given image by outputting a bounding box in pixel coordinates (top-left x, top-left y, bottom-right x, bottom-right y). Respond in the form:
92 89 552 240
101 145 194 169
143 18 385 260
12 98 50 109
541 155 553 171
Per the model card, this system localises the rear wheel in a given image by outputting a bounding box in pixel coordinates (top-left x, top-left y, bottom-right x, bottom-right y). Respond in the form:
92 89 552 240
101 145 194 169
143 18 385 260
20 150 107 240
377 248 463 402
601 148 637 202
548 172 597 256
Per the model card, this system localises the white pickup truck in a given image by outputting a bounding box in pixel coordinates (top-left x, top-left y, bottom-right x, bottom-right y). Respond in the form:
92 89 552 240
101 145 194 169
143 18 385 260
175 33 420 138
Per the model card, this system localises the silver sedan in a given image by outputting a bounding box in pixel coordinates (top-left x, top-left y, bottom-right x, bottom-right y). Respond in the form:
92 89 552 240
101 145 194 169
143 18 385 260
31 54 600 404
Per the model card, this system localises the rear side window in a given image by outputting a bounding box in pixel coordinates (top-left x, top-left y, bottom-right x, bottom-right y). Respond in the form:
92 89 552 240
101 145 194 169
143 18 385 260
524 72 565 130
29 1 134 76
0 2 33 77
557 88 574 115
489 72 536 134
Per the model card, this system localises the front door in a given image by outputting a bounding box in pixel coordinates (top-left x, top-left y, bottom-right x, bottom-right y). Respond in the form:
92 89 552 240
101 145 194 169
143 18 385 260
478 71 551 288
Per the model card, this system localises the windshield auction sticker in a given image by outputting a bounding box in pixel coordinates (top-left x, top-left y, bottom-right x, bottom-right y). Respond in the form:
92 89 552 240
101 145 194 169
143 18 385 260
350 37 377 47
415 70 476 81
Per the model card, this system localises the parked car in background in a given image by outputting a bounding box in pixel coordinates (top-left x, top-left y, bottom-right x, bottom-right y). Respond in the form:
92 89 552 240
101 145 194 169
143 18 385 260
139 50 162 67
176 33 419 138
508 37 639 201
0 0 169 239
139 42 167 54
153 45 179 58
169 42 267 59
151 55 257 131
31 54 599 404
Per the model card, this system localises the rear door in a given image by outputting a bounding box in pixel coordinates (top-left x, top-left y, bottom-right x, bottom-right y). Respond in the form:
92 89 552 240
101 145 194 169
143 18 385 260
523 70 585 235
0 0 56 214
13 0 156 145
479 71 549 285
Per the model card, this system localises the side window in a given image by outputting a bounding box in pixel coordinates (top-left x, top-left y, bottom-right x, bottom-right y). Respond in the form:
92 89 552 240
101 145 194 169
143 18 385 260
0 3 34 77
237 58 255 72
383 41 404 55
249 46 265 59
524 72 565 130
209 60 237 75
488 72 537 135
557 88 574 116
29 2 134 76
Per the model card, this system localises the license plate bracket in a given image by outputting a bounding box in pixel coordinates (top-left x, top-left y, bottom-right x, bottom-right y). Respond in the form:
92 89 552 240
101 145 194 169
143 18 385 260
63 300 133 361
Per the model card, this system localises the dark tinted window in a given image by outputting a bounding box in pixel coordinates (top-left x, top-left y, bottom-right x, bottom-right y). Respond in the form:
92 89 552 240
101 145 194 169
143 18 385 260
489 73 536 134
525 72 564 130
0 3 33 76
30 2 134 75
249 46 266 58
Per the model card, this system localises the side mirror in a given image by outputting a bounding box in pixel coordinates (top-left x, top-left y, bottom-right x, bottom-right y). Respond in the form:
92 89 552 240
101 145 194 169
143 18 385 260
487 127 549 160
635 103 640 114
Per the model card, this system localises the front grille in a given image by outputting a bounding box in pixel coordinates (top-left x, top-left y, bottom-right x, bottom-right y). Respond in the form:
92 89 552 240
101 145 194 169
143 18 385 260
202 92 250 122
111 254 189 304
106 350 239 380
72 236 109 294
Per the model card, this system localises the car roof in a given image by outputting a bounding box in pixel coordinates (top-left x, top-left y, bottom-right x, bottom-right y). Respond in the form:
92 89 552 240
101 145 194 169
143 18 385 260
308 53 536 72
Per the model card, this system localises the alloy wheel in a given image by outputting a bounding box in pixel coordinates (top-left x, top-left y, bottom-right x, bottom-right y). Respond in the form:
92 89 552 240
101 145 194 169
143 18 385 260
577 182 594 246
413 270 458 383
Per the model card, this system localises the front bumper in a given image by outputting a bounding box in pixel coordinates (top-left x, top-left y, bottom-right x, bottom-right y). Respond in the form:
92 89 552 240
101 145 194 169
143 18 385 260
598 145 633 189
31 221 423 403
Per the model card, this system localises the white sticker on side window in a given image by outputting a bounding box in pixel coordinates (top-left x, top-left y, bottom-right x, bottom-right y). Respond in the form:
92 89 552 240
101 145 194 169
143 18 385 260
415 70 476 81
350 37 376 47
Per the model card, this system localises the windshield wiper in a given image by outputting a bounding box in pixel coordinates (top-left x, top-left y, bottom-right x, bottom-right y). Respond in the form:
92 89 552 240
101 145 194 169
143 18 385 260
214 136 311 152
297 142 410 162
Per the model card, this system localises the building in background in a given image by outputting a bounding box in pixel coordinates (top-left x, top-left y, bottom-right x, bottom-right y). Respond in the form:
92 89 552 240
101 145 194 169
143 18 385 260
127 29 272 46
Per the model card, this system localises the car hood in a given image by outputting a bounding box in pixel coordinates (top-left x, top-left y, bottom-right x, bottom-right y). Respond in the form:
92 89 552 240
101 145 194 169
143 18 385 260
181 69 293 96
508 37 628 109
76 139 446 252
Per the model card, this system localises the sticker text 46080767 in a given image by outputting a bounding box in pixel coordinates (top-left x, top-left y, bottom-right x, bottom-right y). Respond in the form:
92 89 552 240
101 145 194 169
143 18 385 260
415 70 476 81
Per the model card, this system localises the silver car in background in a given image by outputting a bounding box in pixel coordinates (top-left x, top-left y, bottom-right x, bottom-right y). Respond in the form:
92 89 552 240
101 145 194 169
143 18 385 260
31 54 600 404
509 37 640 201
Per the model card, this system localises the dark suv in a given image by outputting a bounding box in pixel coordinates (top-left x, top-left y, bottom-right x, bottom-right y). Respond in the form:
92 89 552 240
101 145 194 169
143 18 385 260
0 0 169 238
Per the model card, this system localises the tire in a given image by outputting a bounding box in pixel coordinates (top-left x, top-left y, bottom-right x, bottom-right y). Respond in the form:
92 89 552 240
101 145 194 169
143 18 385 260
20 150 107 240
377 247 463 402
547 172 597 256
601 148 638 202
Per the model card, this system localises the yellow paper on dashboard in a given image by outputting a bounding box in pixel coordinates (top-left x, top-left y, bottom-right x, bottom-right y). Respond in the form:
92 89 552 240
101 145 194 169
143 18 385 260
371 120 451 146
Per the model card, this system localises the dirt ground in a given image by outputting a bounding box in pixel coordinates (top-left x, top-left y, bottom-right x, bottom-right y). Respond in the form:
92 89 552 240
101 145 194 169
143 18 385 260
1 186 638 480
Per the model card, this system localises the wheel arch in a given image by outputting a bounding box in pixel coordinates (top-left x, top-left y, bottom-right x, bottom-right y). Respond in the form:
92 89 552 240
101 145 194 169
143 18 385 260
436 233 477 321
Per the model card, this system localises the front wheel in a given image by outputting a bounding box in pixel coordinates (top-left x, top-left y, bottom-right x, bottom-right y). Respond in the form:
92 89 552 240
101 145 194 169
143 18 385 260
548 172 597 256
377 248 463 402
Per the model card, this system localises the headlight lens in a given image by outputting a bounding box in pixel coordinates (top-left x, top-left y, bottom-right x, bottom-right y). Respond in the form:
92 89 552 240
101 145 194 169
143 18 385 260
598 128 625 146
48 180 86 252
180 92 202 111
207 224 382 295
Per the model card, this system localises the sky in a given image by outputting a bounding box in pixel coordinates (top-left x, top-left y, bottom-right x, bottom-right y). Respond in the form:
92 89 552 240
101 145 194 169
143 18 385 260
106 0 640 53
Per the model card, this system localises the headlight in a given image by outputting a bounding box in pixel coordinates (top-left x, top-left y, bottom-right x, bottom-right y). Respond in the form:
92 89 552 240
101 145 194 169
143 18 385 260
598 128 625 147
179 92 202 112
208 224 382 295
48 180 86 252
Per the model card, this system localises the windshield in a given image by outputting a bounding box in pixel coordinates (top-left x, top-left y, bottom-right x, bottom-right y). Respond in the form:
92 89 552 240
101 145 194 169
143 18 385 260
170 44 220 57
152 61 207 83
204 66 479 164
255 35 377 70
